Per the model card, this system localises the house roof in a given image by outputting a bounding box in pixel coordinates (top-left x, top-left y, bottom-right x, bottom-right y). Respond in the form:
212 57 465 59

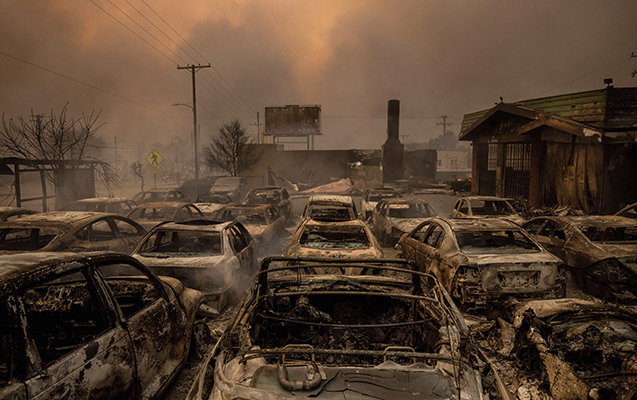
460 87 637 142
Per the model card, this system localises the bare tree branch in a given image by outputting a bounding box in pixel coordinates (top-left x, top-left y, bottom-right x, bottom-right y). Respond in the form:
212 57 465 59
203 119 262 176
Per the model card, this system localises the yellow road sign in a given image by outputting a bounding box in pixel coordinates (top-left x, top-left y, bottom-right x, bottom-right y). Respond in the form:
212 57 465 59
146 150 164 167
150 167 160 173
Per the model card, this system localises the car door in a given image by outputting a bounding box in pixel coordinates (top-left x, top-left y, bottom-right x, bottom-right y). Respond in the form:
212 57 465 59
229 223 255 273
96 260 188 400
90 218 129 252
415 223 445 274
20 268 136 400
401 221 432 262
112 216 146 253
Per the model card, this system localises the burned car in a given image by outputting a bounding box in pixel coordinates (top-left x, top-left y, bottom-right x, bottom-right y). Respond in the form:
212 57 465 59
360 187 403 219
133 188 191 204
244 186 293 220
126 201 205 230
508 298 637 400
399 217 565 309
194 194 235 217
210 204 285 249
132 219 256 310
0 251 203 400
0 211 146 254
208 176 249 203
301 195 358 222
0 207 38 223
187 257 508 400
450 196 524 225
61 197 137 216
523 215 637 301
371 198 437 246
285 219 383 267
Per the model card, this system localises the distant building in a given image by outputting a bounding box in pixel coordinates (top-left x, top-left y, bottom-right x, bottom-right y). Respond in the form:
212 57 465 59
459 86 637 213
436 150 471 181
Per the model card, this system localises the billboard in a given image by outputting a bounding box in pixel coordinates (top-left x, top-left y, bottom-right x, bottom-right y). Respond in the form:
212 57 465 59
264 105 321 135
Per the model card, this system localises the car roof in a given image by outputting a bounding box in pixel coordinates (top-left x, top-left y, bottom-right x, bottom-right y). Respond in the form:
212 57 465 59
0 211 119 229
307 195 354 204
0 251 139 297
461 196 513 202
248 186 282 192
380 198 430 205
301 218 368 228
218 204 271 211
559 215 637 228
132 202 191 208
439 217 520 231
147 219 232 232
71 197 133 204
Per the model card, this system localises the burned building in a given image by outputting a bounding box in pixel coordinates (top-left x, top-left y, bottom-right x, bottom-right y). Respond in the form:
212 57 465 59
460 86 637 213
382 99 404 183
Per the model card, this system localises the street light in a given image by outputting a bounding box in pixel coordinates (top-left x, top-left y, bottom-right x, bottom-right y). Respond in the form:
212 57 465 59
172 102 199 181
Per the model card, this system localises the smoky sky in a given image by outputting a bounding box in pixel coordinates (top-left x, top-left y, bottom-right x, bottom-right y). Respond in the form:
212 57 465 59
1 0 636 160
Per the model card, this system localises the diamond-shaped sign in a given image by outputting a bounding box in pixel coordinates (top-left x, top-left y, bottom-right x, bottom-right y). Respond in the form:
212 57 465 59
146 150 164 167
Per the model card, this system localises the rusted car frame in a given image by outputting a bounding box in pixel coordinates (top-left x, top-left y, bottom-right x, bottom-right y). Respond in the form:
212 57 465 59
508 298 637 400
0 207 38 223
450 196 524 225
186 257 510 400
0 251 203 400
132 219 256 310
210 204 285 249
371 198 437 246
301 195 358 222
285 219 383 266
126 201 205 230
0 211 146 254
61 197 137 216
399 217 565 310
133 188 191 204
360 187 402 220
244 186 293 220
523 215 637 301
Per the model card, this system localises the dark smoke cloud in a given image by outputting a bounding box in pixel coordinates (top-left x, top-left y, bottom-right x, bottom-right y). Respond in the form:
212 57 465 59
1 0 636 157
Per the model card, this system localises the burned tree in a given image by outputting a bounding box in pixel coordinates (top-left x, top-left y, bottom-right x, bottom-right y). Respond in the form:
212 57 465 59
202 119 262 176
131 161 145 191
0 104 118 202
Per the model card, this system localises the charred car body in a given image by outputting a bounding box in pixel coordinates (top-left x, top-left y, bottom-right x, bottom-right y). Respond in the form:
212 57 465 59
359 187 403 220
301 195 358 222
285 219 384 267
126 202 205 230
0 211 146 254
0 251 203 400
208 177 249 203
210 204 285 249
450 196 524 225
244 186 293 220
189 257 508 400
523 215 637 301
61 197 137 216
399 217 565 309
371 198 437 246
0 207 38 223
133 188 191 204
132 219 256 310
509 298 637 400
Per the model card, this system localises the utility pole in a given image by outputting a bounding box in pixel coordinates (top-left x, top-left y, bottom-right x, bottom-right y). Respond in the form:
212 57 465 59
177 64 210 181
249 111 264 143
436 115 453 135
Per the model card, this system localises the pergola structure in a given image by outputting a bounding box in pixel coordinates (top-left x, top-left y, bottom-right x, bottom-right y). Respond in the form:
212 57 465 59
0 157 97 211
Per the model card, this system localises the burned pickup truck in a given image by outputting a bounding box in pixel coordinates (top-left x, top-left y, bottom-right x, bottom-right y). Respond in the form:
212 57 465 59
186 257 510 400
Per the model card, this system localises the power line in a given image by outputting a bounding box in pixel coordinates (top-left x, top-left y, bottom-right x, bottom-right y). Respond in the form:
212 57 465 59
0 50 185 120
139 0 257 116
89 0 178 65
